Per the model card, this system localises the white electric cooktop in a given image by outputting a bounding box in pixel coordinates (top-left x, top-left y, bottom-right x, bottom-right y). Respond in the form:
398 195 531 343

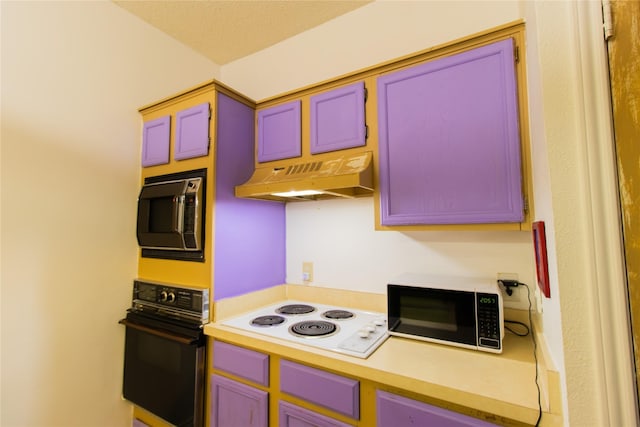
220 300 388 359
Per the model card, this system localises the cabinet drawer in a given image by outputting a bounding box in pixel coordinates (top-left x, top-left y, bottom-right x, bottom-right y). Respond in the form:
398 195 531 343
280 360 359 419
377 390 498 427
279 401 352 427
213 341 269 386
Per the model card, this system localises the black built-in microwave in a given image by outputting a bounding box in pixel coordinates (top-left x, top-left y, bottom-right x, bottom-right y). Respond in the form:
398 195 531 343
136 169 206 261
387 274 504 353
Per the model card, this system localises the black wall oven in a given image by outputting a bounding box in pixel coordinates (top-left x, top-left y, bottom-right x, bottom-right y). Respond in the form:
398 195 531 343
120 280 209 427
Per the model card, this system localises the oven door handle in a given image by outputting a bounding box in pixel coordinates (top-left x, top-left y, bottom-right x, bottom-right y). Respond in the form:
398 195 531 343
119 319 199 345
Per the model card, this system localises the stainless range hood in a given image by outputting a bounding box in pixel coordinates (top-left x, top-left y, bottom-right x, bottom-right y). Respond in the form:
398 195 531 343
235 151 373 201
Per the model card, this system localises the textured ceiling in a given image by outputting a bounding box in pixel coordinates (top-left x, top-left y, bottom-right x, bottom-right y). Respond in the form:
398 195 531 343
114 1 372 65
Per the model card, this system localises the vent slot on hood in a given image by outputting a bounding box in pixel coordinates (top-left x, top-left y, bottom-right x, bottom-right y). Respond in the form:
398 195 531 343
286 161 323 175
235 152 374 202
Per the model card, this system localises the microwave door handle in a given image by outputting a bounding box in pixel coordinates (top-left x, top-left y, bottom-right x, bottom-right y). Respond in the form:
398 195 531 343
172 196 184 232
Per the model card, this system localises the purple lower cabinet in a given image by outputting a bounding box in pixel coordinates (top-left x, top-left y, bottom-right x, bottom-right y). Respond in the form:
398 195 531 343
280 360 359 419
210 374 268 427
376 391 498 427
279 401 353 427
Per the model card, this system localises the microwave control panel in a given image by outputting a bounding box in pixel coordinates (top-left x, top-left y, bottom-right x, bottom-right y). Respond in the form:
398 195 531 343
476 293 501 351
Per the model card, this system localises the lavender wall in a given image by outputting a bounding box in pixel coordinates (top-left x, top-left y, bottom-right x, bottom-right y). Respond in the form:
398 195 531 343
213 92 286 300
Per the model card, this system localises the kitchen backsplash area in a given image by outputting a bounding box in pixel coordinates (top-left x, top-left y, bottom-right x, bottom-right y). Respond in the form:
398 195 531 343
285 197 536 310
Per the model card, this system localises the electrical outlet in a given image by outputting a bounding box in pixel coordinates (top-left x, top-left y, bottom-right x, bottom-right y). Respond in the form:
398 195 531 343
497 272 521 304
302 262 314 283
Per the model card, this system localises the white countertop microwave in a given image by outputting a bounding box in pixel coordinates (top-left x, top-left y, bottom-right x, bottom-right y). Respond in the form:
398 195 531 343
387 274 504 353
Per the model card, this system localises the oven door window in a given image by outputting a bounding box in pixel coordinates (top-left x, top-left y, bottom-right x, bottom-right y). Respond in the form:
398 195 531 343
122 324 204 427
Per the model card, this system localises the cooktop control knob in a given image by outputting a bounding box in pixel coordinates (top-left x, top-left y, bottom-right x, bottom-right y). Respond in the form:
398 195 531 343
374 318 386 327
364 324 376 332
358 329 370 339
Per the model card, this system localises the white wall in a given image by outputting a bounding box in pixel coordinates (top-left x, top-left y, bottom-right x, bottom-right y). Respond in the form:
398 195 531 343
222 1 523 100
0 2 217 426
284 198 534 297
524 2 637 425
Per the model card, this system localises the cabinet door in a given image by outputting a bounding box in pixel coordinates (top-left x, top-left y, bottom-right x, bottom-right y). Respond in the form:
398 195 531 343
377 391 498 427
279 401 352 427
141 115 170 167
210 374 268 427
377 38 523 225
310 81 366 154
257 100 302 162
174 102 210 161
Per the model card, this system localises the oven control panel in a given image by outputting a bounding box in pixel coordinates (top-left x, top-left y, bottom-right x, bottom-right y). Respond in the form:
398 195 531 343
131 279 209 324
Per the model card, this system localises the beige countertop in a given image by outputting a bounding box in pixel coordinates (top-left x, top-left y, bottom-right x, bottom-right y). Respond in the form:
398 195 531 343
204 284 563 426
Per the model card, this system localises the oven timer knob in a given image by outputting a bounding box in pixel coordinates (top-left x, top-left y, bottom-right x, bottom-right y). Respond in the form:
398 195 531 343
159 290 176 303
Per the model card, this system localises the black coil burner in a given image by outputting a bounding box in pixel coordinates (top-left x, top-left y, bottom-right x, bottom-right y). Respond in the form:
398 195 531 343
289 320 338 338
276 304 316 315
251 315 286 327
322 310 354 320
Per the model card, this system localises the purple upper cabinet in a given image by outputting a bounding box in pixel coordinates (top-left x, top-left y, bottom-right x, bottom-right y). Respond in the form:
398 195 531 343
310 81 367 154
141 115 170 167
257 100 302 162
174 102 210 161
377 38 524 225
376 390 498 427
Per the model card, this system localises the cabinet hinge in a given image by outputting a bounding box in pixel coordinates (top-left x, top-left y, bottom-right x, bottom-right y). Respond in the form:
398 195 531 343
602 0 614 40
364 86 368 103
523 196 529 214
365 124 369 140
514 45 520 64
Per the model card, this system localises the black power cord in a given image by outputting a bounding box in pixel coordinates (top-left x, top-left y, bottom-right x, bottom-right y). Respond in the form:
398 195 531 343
499 280 543 427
